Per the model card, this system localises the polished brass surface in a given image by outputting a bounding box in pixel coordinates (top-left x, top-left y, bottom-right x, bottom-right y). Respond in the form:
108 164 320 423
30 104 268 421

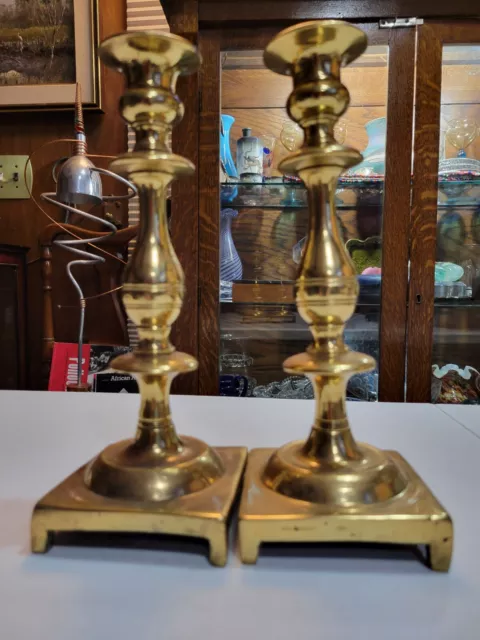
31 31 246 564
238 20 453 569
239 449 453 571
32 448 247 567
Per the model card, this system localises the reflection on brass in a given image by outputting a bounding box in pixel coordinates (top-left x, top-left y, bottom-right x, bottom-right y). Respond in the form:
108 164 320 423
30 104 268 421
241 305 295 323
239 21 453 570
231 282 296 322
232 282 295 304
31 32 246 566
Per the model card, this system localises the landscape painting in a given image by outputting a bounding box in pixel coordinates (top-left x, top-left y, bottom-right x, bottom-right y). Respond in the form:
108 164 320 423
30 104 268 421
0 0 99 110
0 0 76 87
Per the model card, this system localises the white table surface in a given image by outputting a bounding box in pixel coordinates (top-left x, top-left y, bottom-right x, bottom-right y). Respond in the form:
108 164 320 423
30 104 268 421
436 404 480 440
1 391 479 640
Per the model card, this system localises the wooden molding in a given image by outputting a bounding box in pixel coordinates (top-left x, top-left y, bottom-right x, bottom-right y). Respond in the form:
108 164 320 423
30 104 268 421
198 1 480 23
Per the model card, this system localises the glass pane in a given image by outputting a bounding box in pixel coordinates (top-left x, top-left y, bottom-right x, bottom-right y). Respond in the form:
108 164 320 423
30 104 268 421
432 45 480 404
219 45 389 400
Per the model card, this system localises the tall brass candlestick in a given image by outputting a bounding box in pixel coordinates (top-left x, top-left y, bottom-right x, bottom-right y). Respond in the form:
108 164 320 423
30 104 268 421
238 20 453 571
31 32 246 567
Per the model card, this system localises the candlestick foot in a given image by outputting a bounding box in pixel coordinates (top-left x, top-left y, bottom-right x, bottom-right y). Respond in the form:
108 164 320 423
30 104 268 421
32 447 247 566
239 448 453 571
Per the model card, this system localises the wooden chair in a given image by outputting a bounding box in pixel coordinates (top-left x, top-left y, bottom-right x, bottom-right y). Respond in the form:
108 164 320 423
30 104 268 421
40 223 138 388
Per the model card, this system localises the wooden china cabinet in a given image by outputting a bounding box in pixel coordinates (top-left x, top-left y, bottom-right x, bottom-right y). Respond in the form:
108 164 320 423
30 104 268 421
163 0 480 404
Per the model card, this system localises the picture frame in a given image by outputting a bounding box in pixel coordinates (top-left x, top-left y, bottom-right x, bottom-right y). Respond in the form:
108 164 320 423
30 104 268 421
0 0 100 112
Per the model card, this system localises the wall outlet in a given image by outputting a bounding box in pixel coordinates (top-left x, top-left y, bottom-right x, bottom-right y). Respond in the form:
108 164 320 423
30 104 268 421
0 155 33 200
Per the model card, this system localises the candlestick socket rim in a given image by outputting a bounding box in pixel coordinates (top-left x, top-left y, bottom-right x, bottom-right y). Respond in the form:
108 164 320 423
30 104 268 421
99 31 200 76
264 20 367 75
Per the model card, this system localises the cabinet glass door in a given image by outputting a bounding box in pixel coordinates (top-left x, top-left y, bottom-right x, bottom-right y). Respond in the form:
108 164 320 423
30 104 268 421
432 44 480 404
219 45 390 401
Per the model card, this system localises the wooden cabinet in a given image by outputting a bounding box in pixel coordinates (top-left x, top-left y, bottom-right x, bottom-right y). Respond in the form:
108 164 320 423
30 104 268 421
407 22 480 403
0 245 28 390
163 1 480 404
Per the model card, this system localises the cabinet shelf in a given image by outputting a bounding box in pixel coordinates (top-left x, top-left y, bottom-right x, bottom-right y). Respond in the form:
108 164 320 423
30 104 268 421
220 300 381 310
220 307 379 340
220 297 480 309
435 299 480 308
221 179 480 210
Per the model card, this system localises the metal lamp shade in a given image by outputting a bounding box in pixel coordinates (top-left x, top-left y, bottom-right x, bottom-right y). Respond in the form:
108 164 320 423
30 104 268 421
56 155 103 206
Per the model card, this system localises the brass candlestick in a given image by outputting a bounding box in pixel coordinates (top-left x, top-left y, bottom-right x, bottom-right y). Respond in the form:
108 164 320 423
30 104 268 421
238 21 453 571
31 32 247 567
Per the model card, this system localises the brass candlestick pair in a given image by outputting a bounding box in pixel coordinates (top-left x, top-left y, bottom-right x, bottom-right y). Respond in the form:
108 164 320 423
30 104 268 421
31 22 453 571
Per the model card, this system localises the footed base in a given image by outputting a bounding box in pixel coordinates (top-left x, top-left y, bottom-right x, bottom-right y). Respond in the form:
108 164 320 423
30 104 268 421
31 446 247 567
239 448 453 571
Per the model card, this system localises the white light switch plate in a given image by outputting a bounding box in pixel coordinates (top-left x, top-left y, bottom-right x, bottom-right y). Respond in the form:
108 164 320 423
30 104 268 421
0 155 33 199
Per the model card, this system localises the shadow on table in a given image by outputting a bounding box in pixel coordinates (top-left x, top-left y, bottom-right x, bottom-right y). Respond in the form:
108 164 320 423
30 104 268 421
30 531 215 569
0 500 216 568
241 541 432 574
0 500 450 577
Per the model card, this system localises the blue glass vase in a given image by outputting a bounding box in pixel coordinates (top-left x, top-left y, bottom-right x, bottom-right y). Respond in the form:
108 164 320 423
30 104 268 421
346 117 386 177
220 114 238 178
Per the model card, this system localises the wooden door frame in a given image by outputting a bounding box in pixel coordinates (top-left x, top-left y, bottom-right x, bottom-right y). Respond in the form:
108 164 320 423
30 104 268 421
198 29 221 395
167 0 201 394
379 26 415 401
163 0 480 25
0 246 28 390
406 20 480 402
196 22 415 400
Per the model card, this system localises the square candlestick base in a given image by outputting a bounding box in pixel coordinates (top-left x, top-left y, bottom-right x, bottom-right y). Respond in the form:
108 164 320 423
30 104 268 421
32 446 247 567
239 448 453 571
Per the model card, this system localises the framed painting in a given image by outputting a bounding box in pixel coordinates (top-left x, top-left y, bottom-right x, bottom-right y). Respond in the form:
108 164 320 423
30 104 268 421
0 0 100 111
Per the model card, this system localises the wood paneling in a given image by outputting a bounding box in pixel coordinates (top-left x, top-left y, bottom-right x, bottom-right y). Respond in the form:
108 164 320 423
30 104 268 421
198 30 221 395
0 0 127 390
168 0 200 394
222 64 480 110
223 66 388 109
197 0 480 23
407 24 443 403
0 246 28 390
407 21 480 403
379 28 415 402
217 22 398 51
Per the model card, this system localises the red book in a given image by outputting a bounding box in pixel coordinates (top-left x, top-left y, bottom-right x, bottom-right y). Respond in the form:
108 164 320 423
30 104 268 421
48 343 91 391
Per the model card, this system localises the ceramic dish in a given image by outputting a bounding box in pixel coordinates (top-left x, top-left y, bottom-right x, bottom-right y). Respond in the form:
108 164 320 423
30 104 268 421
434 262 464 283
432 364 480 404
